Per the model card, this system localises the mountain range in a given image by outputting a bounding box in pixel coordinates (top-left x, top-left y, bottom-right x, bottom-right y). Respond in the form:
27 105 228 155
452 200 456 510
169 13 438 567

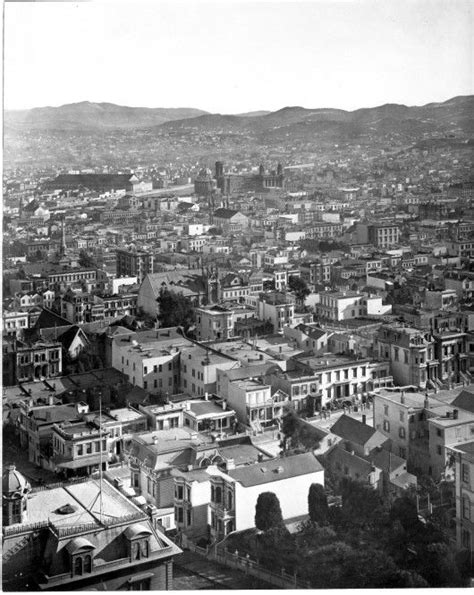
5 96 474 135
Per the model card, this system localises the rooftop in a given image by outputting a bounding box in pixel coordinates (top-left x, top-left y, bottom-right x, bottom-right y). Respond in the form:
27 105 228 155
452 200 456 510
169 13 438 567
227 452 323 487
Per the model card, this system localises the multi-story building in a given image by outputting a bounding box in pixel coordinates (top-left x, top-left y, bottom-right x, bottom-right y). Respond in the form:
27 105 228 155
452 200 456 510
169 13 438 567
180 345 237 398
254 291 295 332
111 329 192 394
3 311 29 336
195 306 233 341
51 419 110 478
367 223 400 248
116 248 154 285
207 453 324 540
372 389 474 479
3 339 62 386
212 208 249 232
2 468 181 591
447 441 474 558
375 324 439 389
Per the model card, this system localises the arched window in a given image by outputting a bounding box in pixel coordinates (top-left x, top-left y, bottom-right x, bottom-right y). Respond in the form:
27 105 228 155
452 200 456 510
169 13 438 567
215 486 222 504
84 554 92 573
227 491 233 510
133 542 141 560
74 557 83 576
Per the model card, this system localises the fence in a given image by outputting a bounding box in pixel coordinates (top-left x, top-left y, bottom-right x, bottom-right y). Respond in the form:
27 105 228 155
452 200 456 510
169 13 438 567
213 546 310 589
181 535 309 589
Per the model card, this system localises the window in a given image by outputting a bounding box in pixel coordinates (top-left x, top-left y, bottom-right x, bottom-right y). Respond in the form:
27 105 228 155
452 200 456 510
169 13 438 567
463 497 470 520
154 365 158 373
176 485 184 500
86 442 92 454
399 427 406 439
74 557 83 576
143 366 148 375
78 444 83 456
436 428 443 437
384 405 389 416
186 508 192 526
399 447 407 459
462 529 471 550
143 381 148 390
175 507 184 523
462 463 470 484
437 445 442 455
383 420 390 432
399 411 404 422
404 351 409 364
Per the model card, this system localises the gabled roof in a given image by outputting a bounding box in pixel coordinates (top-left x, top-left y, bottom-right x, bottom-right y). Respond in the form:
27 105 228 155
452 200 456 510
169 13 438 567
330 414 379 446
34 308 71 330
450 389 474 414
213 208 241 219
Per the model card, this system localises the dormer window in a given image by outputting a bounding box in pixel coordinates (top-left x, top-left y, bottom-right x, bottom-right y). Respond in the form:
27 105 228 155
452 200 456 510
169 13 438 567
66 537 96 577
124 524 152 563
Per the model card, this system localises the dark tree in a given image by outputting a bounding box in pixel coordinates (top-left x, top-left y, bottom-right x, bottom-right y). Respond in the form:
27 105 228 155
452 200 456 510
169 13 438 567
263 279 275 291
255 492 284 532
308 483 329 524
78 250 96 268
389 495 420 532
281 407 299 450
288 275 310 303
157 287 195 330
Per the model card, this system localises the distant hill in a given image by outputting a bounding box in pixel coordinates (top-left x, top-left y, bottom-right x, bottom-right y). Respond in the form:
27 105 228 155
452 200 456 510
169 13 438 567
159 96 474 139
5 101 210 130
4 96 473 168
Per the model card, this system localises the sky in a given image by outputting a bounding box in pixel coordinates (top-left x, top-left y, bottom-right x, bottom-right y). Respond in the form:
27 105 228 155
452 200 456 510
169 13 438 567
4 0 473 113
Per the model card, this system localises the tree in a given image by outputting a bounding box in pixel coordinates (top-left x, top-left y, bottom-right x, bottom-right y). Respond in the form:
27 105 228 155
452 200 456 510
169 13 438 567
288 275 310 304
255 492 284 532
308 483 329 524
389 495 420 532
157 287 195 330
281 407 299 450
78 249 96 268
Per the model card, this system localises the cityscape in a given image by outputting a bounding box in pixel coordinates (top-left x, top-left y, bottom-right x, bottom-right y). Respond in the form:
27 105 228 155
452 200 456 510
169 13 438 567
2 0 474 591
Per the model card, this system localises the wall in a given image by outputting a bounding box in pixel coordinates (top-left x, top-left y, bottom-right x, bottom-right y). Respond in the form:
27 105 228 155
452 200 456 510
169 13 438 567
233 469 324 532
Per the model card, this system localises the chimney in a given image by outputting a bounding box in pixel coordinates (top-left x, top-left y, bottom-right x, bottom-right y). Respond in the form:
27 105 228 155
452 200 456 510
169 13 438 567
48 395 54 406
400 391 405 404
204 392 209 401
424 395 429 409
362 414 366 425
186 401 191 411
222 400 227 411
226 458 235 471
152 435 158 445
453 409 459 420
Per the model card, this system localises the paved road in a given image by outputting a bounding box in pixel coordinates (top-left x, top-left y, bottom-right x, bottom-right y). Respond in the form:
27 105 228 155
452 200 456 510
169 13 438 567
173 550 275 590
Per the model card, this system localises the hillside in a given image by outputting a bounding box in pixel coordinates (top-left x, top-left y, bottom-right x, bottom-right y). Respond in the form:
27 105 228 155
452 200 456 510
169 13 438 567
5 101 209 130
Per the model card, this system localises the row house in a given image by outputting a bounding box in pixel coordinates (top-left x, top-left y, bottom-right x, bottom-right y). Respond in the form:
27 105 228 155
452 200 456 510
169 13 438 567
4 340 62 386
253 291 295 332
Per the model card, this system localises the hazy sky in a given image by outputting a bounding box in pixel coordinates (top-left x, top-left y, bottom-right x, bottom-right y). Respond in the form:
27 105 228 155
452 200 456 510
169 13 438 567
4 0 473 112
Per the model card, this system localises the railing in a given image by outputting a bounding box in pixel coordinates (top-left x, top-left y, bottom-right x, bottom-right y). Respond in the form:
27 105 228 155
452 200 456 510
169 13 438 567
182 536 309 589
213 546 310 589
3 520 49 536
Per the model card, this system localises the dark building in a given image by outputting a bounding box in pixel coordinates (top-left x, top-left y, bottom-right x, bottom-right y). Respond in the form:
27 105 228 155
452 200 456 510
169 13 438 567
215 161 284 195
44 174 139 193
193 167 217 196
116 249 154 285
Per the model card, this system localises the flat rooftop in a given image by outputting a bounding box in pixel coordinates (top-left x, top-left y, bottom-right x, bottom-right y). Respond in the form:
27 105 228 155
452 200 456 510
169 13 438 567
14 478 143 530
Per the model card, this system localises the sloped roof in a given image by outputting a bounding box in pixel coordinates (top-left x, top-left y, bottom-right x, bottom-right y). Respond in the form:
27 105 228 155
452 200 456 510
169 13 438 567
330 414 378 446
34 308 72 329
144 270 206 298
213 208 241 219
450 389 474 414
